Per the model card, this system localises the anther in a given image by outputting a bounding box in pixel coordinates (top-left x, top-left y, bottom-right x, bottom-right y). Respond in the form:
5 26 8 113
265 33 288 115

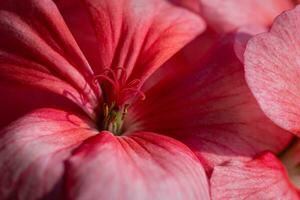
93 67 146 135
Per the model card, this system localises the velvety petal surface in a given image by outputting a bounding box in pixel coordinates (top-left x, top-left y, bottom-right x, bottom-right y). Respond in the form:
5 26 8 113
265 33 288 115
199 0 293 32
245 6 300 136
0 108 97 200
126 35 292 172
210 152 299 200
65 132 210 200
56 0 205 82
0 0 99 118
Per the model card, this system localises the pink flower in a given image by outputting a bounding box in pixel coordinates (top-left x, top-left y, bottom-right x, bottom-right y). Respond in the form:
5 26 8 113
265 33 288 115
0 0 296 199
210 4 300 200
0 0 209 199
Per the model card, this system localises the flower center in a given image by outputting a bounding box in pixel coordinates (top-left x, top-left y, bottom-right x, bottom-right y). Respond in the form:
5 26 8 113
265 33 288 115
93 67 145 135
101 102 129 135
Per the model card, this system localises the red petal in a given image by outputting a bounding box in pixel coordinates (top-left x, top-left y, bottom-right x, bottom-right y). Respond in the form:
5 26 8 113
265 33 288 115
65 132 210 200
0 81 84 129
210 152 299 200
0 0 99 117
0 108 97 200
199 0 293 32
126 35 292 172
58 0 205 82
245 6 300 136
54 0 101 75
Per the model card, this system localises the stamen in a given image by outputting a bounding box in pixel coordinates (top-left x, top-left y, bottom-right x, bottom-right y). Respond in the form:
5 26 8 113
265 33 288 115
128 79 141 87
93 74 119 91
114 67 127 85
102 68 118 82
121 88 146 101
122 104 130 120
103 103 109 118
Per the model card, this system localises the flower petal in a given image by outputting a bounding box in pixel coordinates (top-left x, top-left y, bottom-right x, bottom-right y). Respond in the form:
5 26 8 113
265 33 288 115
0 0 99 117
245 6 300 136
65 132 210 200
0 81 84 129
210 152 299 200
0 108 97 200
54 0 101 75
59 0 205 82
127 35 292 172
199 0 293 32
234 25 267 62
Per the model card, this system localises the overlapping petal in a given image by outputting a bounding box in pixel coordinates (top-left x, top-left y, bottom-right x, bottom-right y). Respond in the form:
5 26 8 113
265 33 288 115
65 131 210 200
245 6 300 136
210 152 299 200
234 25 268 62
126 35 292 172
199 0 293 32
0 108 97 200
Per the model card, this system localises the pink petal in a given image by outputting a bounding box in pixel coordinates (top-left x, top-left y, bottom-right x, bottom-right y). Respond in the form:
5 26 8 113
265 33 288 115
245 6 300 136
57 0 205 82
199 0 293 32
65 132 210 200
0 0 99 117
126 35 292 172
210 152 299 200
0 108 97 200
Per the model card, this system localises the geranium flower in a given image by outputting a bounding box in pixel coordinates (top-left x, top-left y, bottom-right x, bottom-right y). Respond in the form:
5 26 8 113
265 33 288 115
0 0 209 199
210 5 300 199
0 0 295 199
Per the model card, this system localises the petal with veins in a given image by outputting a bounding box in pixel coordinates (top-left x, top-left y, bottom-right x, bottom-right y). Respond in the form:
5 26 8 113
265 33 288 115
65 132 210 200
0 108 97 200
57 0 206 83
210 152 299 200
127 35 292 172
0 0 99 118
245 6 300 136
